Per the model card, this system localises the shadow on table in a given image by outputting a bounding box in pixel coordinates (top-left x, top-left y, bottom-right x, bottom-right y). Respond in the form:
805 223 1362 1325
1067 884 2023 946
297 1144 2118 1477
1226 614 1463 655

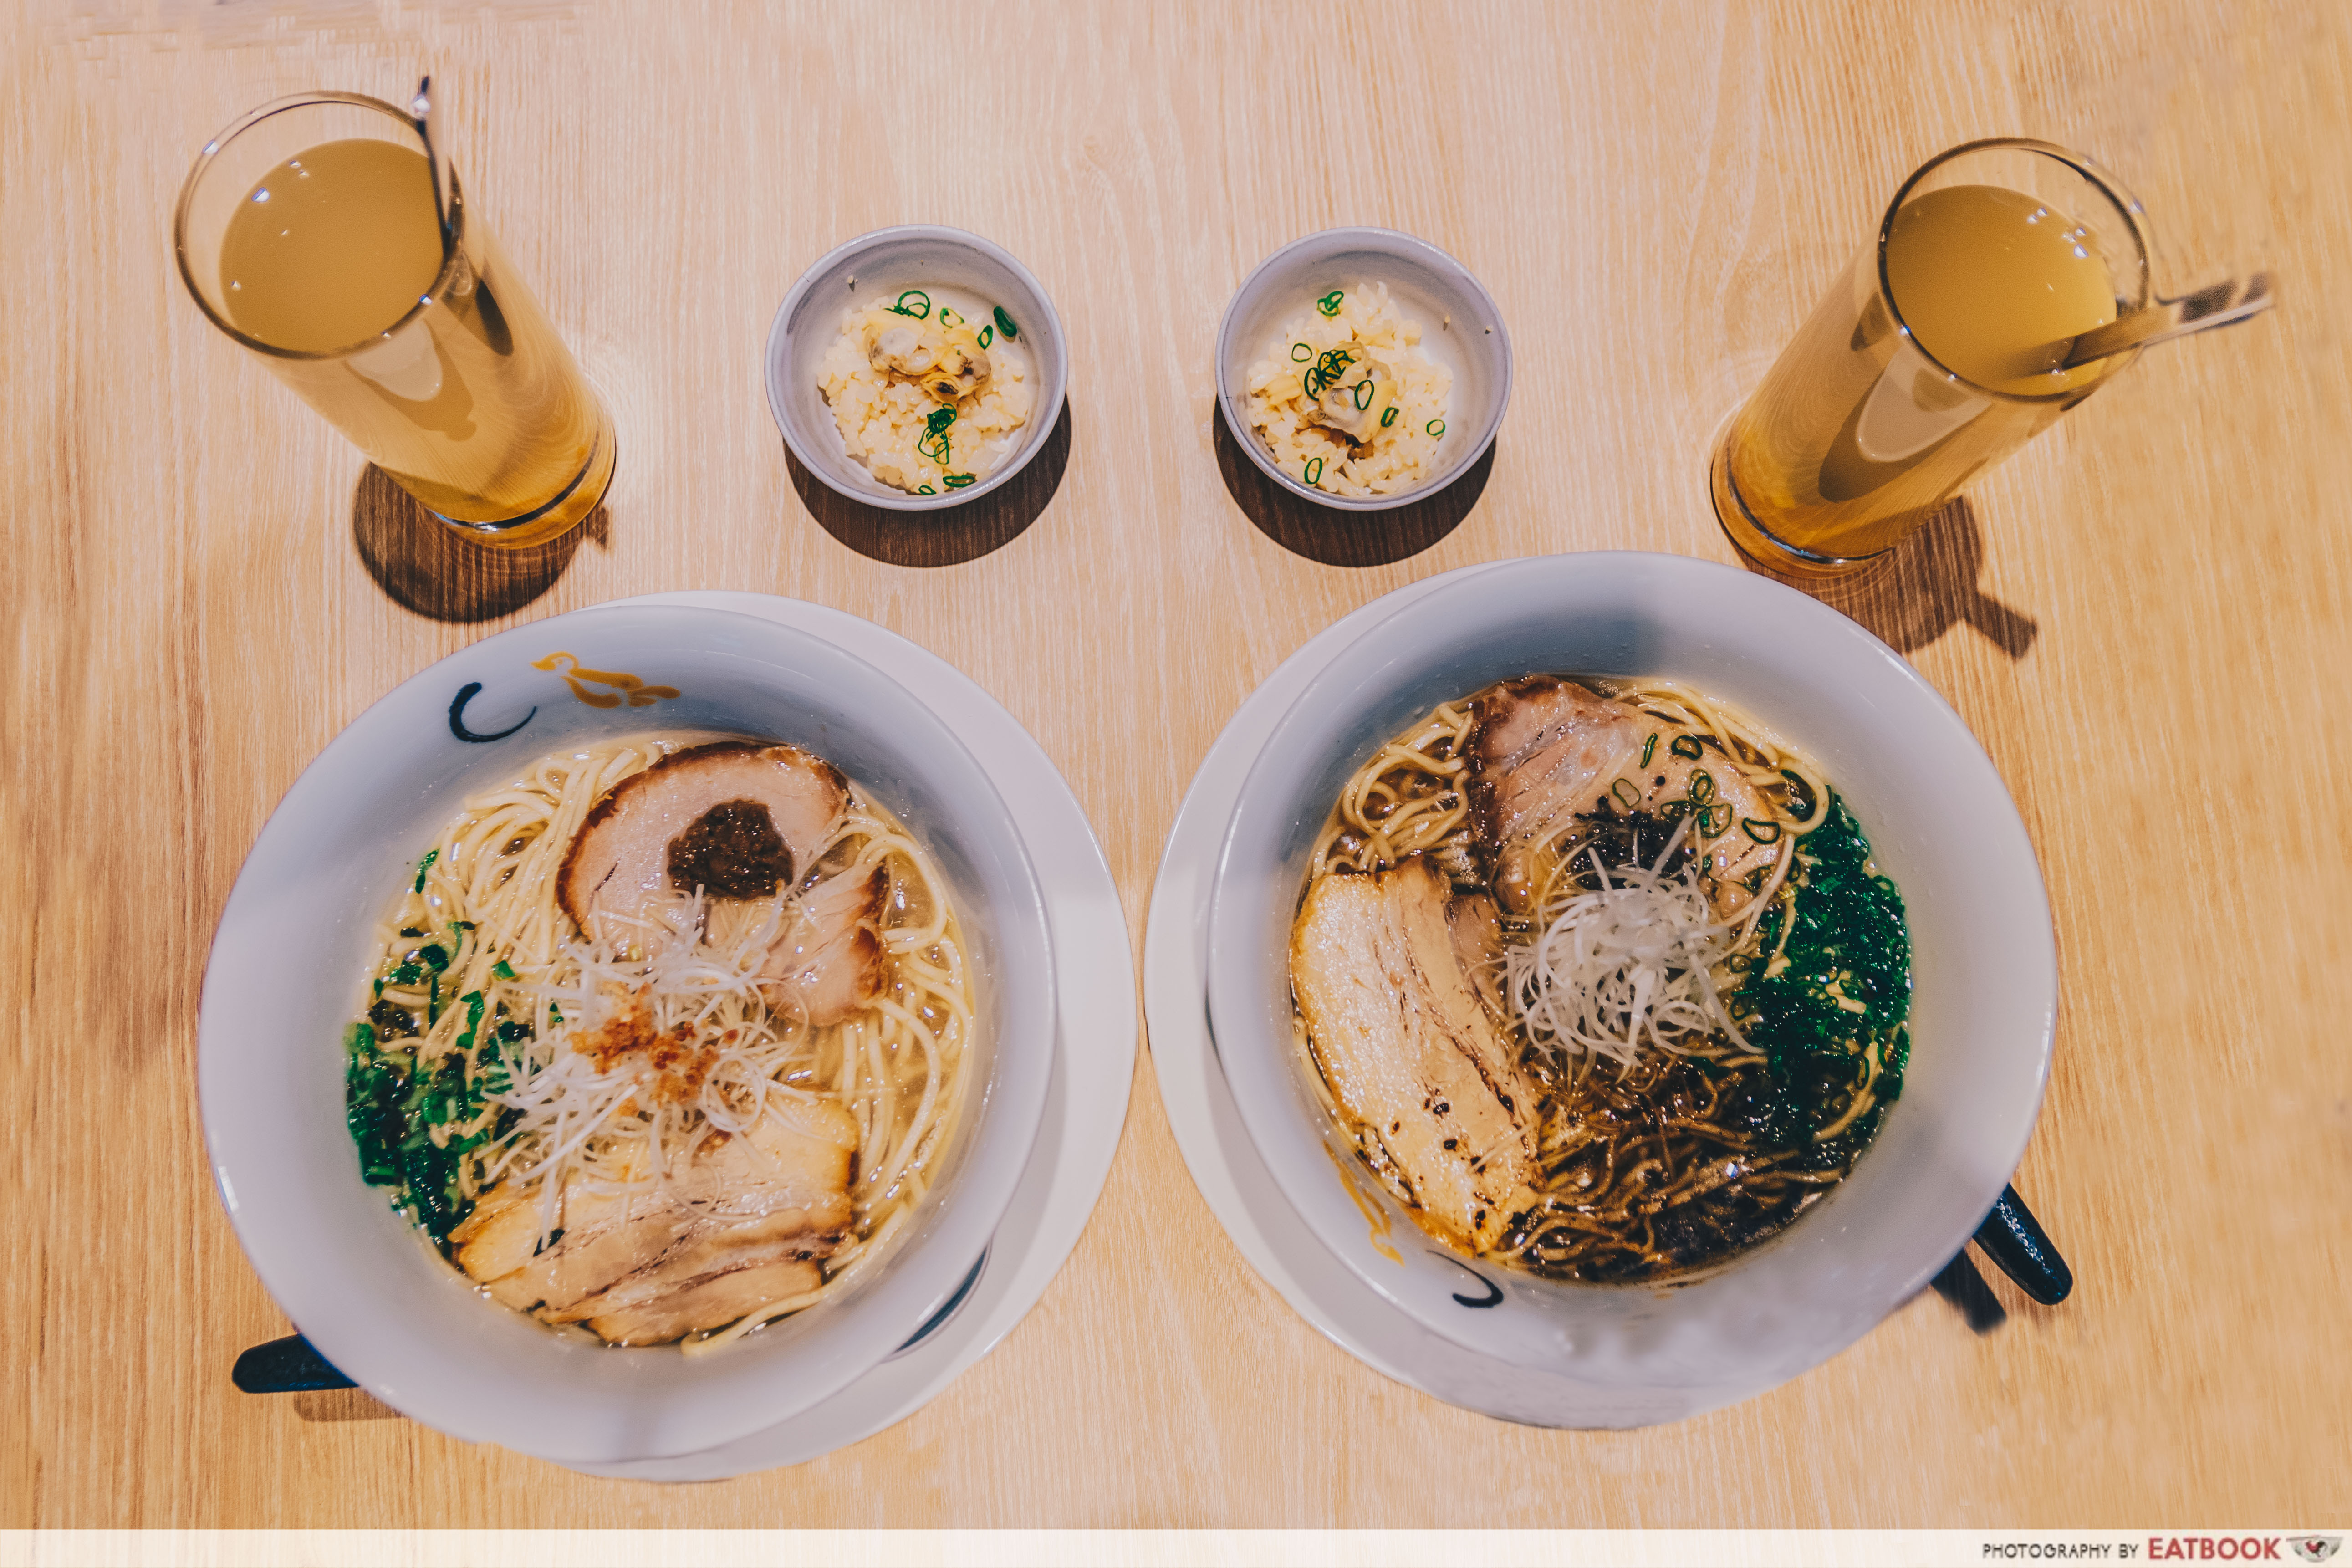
1214 407 1491 568
791 401 1072 568
352 465 606 623
293 1388 402 1424
1929 1250 2010 1335
1739 496 2039 659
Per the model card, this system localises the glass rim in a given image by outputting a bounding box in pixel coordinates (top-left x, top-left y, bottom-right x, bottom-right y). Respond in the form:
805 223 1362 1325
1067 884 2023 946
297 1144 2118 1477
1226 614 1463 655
1872 136 2155 405
173 89 464 362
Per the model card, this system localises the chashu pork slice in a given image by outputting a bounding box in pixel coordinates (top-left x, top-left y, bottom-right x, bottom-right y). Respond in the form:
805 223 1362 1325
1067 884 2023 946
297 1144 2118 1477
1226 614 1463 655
1466 676 1646 914
557 741 847 945
1467 676 1785 917
1291 858 1538 1252
581 1258 825 1347
456 1096 860 1335
760 864 888 1028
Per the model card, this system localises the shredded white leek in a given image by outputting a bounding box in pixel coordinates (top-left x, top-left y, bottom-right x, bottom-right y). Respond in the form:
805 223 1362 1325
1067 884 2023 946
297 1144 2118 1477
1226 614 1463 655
1504 816 1789 1068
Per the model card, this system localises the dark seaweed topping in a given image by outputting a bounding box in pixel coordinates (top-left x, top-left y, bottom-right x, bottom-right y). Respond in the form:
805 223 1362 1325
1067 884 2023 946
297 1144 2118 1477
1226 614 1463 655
1730 793 1911 1147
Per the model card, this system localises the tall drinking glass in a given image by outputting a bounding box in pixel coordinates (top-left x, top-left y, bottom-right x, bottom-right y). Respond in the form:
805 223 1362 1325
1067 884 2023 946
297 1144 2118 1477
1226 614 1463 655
1710 139 2152 576
175 92 614 549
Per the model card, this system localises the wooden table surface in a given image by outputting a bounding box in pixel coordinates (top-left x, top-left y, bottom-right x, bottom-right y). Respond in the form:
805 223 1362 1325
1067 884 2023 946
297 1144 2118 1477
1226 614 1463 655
5 0 2346 1531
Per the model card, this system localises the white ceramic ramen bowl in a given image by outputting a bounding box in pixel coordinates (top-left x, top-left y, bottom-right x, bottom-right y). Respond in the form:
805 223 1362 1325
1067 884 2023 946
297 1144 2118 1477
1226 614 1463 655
1206 552 2057 1425
766 225 1069 512
199 604 1056 1464
1216 227 1512 511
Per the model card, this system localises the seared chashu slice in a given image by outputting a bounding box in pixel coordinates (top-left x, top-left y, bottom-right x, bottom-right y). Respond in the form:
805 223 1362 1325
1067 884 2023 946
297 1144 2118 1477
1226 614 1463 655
1467 676 1782 916
557 742 847 943
455 1097 860 1343
760 865 888 1027
579 1258 825 1346
1291 858 1538 1252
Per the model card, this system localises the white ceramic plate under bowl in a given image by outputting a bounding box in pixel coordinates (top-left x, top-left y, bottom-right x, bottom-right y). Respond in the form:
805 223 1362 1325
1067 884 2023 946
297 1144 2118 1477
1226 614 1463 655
767 225 1069 512
1215 226 1512 511
200 604 1056 1466
1202 552 2056 1425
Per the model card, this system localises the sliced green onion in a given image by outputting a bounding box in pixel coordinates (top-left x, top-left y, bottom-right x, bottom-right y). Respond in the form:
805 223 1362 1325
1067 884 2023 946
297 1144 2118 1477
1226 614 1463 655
1316 290 1345 316
891 289 932 319
1741 818 1783 844
412 848 438 894
1425 419 1446 436
491 960 517 981
1701 803 1733 838
1670 734 1705 760
1689 770 1716 804
1291 342 1313 363
978 324 994 349
1611 778 1640 808
993 305 1019 339
938 307 963 327
1303 457 1325 485
918 485 937 495
943 473 977 489
1641 733 1658 767
1352 379 1374 411
1380 406 1398 428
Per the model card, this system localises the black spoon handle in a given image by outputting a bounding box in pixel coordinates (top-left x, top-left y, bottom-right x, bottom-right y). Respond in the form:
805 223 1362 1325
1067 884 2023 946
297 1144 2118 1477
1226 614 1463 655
1972 1184 2074 1305
231 1333 356 1393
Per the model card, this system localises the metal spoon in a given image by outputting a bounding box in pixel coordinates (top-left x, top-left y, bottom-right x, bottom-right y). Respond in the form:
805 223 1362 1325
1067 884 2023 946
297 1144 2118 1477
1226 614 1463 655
409 75 455 248
1995 272 2275 382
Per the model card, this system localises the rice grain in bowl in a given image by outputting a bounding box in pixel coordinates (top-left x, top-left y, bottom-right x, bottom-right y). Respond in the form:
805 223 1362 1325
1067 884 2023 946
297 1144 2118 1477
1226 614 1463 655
1217 228 1511 513
1246 282 1453 498
767 227 1068 513
820 287 1036 496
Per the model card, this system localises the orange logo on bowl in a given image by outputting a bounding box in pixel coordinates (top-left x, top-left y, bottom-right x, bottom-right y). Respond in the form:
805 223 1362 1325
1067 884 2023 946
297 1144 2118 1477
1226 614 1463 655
532 652 681 710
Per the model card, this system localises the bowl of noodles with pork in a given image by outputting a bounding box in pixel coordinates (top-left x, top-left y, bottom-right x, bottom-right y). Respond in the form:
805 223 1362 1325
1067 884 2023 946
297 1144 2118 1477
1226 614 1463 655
199 604 1054 1464
1206 552 2057 1425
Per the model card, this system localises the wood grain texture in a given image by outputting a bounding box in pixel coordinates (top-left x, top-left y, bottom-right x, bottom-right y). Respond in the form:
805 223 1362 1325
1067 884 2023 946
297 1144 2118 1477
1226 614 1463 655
4 0 2346 1529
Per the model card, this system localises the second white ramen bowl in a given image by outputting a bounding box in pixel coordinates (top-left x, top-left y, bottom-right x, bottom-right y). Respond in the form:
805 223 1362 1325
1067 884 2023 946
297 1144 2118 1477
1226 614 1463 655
1205 552 2056 1425
199 603 1056 1464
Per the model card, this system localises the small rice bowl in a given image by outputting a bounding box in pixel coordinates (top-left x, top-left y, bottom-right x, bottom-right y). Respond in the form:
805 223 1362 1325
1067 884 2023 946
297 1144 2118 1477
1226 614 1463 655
819 300 1034 495
1245 283 1452 498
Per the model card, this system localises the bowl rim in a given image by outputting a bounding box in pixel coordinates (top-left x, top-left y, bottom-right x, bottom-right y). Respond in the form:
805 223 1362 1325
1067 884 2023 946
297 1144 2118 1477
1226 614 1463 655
1214 225 1514 513
1204 550 2057 1397
765 223 1069 513
197 602 1057 1462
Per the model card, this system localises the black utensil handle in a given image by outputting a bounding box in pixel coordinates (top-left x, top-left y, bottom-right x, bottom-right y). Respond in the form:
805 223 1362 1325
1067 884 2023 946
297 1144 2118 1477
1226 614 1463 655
1973 1183 2074 1305
231 1333 356 1393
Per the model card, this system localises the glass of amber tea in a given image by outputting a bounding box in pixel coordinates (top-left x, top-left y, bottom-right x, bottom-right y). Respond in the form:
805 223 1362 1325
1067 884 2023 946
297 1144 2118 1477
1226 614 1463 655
1711 138 2152 575
175 92 613 548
